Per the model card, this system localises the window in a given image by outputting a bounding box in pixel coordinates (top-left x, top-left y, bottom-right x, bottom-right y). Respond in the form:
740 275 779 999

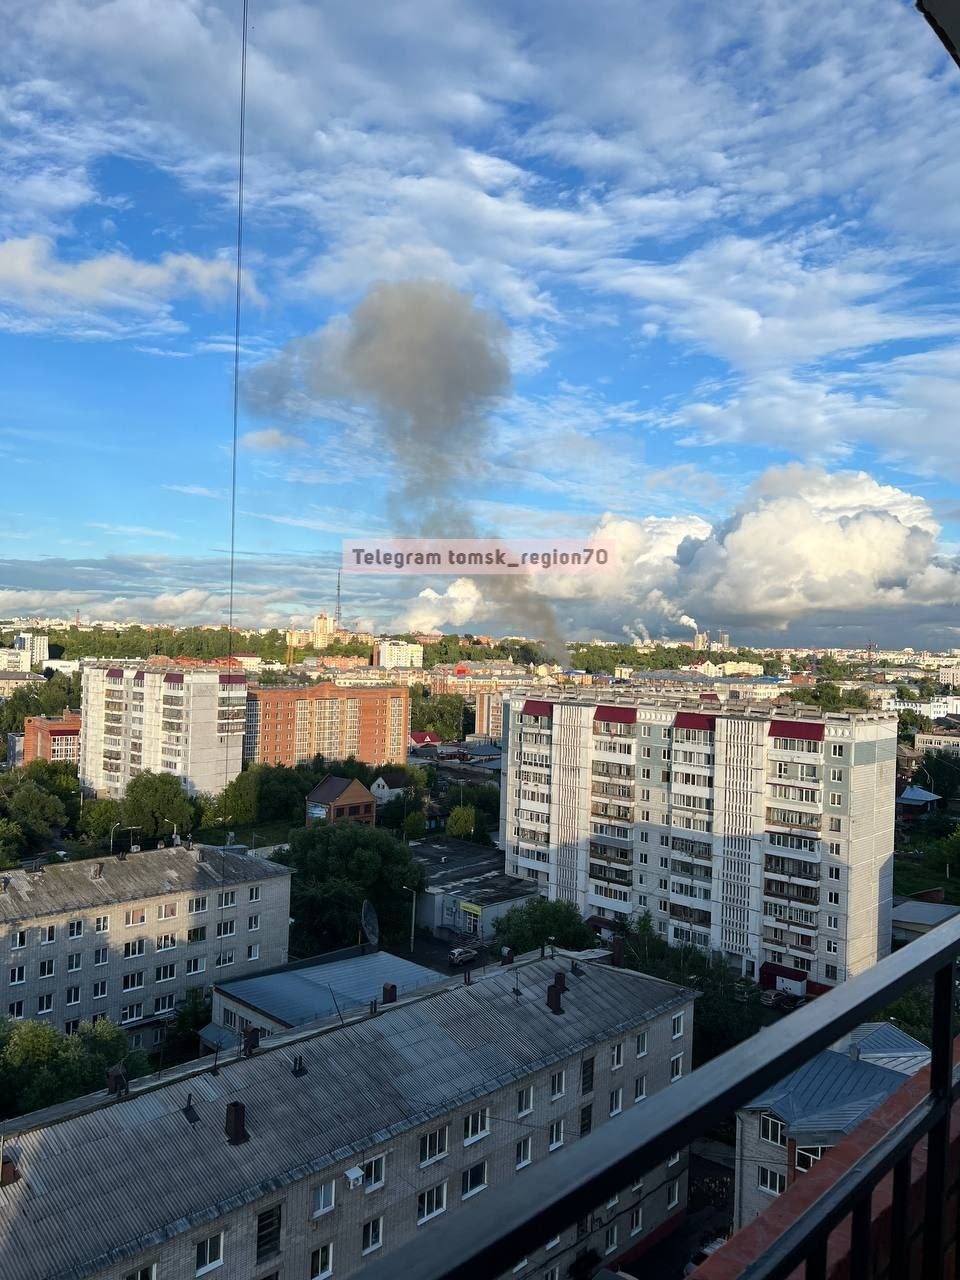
93 980 107 999
9 966 24 985
248 914 260 931
825 963 839 981
670 1053 683 1082
12 930 25 949
796 1146 825 1172
68 919 83 938
760 1112 786 1146
246 943 260 961
758 1166 786 1195
417 1181 447 1223
546 1234 561 1250
40 925 55 944
580 1103 593 1136
636 1031 647 1057
829 817 842 833
828 891 840 905
611 1041 623 1070
550 1069 565 1099
581 1056 594 1093
95 915 109 933
461 1160 487 1198
672 1012 684 1039
548 1119 564 1150
154 994 175 1014
668 1149 681 1166
362 1154 385 1190
95 946 108 965
249 885 261 902
125 909 145 928
37 993 53 1014
62 1019 78 1036
186 955 206 975
124 939 145 958
828 865 841 881
39 958 55 978
828 841 841 856
215 951 234 967
121 1003 143 1024
829 791 842 807
361 1215 383 1255
195 1231 223 1275
667 1179 680 1208
67 952 82 972
256 1205 281 1262
604 1224 618 1255
188 896 207 914
516 1136 532 1168
312 1180 335 1216
124 1266 156 1280
544 1269 559 1280
517 1085 533 1116
831 744 845 758
156 963 176 982
187 926 207 943
609 1087 623 1117
830 768 844 782
310 1244 333 1279
464 1108 489 1143
66 986 80 1005
634 1074 646 1103
8 1001 23 1019
826 939 838 955
420 1124 449 1165
216 920 235 938
122 971 144 991
827 914 838 930
217 890 236 909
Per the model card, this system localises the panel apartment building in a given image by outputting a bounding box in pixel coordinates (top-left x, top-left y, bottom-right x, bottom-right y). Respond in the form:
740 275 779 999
80 661 247 799
0 955 694 1280
244 682 409 768
0 847 291 1048
500 691 897 991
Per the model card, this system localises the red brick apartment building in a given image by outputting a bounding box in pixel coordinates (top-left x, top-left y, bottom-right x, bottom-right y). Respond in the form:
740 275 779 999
23 711 82 765
244 682 409 768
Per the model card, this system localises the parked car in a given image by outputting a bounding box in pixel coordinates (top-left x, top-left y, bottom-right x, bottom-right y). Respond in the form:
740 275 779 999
448 946 479 967
759 989 789 1008
780 994 808 1012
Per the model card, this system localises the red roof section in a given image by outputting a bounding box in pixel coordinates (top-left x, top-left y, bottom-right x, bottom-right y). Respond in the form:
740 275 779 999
522 699 554 718
594 705 637 724
410 730 441 744
218 673 246 685
163 672 184 685
769 719 825 741
674 711 716 730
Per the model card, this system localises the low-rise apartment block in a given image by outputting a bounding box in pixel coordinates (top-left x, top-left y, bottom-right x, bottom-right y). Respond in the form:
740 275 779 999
23 710 82 765
501 691 897 991
244 682 408 767
0 847 291 1048
0 954 694 1280
913 728 960 756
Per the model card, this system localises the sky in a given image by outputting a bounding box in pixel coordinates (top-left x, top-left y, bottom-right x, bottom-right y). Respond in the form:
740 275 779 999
4 0 960 648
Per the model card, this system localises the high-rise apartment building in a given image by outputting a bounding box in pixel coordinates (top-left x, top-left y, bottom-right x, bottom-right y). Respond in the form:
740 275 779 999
373 638 423 669
80 662 247 799
14 632 49 667
245 682 408 767
312 612 336 648
475 689 505 742
500 692 896 990
23 711 82 764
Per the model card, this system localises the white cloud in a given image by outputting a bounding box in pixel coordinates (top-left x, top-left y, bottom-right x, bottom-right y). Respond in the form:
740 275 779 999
162 484 224 499
86 521 179 540
397 578 484 632
240 428 307 452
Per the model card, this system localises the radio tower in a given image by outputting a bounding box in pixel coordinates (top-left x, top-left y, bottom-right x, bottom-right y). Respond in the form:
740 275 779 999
334 568 342 628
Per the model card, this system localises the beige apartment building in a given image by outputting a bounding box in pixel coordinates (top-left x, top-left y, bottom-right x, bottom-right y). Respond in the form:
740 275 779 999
914 728 960 756
0 955 694 1280
500 691 897 993
0 847 291 1049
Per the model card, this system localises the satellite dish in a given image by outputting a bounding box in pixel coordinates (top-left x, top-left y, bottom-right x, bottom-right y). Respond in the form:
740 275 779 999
361 899 380 948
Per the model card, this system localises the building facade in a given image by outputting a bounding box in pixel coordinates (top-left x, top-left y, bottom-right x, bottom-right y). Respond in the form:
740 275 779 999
14 632 50 667
312 613 337 649
913 729 960 756
500 692 897 989
475 689 505 742
23 711 82 765
0 956 694 1280
0 847 291 1048
244 683 408 767
304 775 377 825
373 639 424 669
79 661 247 799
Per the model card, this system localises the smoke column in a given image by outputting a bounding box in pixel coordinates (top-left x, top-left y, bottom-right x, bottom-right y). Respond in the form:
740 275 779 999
246 280 569 661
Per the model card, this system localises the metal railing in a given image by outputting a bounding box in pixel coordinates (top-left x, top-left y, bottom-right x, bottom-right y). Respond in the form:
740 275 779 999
361 916 960 1280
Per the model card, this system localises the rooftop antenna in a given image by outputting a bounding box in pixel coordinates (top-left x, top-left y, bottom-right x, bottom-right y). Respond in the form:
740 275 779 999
335 568 343 628
360 899 380 949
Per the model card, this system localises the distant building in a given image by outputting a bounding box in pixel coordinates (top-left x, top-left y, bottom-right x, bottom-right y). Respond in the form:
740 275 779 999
13 632 49 667
891 899 960 946
411 837 540 940
734 1023 929 1228
305 774 377 825
914 728 960 756
370 769 412 805
6 733 24 768
693 631 709 651
474 689 505 742
245 683 408 768
410 730 442 749
0 648 30 672
937 665 960 687
22 711 82 765
373 639 424 669
896 783 940 821
312 613 336 649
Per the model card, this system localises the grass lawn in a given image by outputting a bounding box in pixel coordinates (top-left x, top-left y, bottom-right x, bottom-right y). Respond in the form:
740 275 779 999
893 857 960 904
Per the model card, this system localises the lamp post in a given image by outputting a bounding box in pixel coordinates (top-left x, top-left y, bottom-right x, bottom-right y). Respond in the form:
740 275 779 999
162 817 178 846
402 884 417 955
109 822 120 855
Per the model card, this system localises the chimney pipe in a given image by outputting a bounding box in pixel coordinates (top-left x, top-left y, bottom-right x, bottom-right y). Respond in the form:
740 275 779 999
500 948 514 966
292 1054 307 1078
382 982 397 1005
546 984 563 1015
611 936 625 968
554 971 566 992
225 1100 249 1145
0 1157 20 1188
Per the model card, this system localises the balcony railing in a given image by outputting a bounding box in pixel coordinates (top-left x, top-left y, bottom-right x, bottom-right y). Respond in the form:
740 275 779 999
360 915 960 1280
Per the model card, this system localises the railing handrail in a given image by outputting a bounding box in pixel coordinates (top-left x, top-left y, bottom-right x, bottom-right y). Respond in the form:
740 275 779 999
359 914 960 1280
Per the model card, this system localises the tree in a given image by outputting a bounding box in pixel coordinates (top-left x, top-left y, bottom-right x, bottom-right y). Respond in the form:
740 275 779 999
0 819 24 867
920 752 960 805
79 797 123 842
410 687 466 740
403 810 427 840
493 898 596 954
7 782 67 850
898 709 933 741
121 772 196 840
446 805 476 839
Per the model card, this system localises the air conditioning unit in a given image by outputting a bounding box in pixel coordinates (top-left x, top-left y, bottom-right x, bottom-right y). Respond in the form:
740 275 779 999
345 1166 364 1189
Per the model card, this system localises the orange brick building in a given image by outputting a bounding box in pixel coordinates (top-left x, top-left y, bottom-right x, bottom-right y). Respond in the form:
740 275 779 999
244 683 408 768
23 711 82 765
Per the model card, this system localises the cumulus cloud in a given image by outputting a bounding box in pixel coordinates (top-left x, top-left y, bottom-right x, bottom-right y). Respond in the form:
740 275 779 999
398 578 484 632
240 428 307 452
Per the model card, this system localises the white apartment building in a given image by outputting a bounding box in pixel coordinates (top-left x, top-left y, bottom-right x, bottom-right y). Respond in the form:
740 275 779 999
500 692 897 992
312 613 336 648
0 648 30 672
1 955 694 1280
914 729 960 756
938 665 960 687
14 632 50 667
373 638 424 669
0 847 291 1048
80 662 247 799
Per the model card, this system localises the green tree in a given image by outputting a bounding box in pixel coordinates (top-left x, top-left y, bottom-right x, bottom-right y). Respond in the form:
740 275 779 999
79 797 123 841
898 709 933 741
0 819 24 866
493 898 596 954
446 805 476 839
7 782 67 850
121 772 196 840
920 752 960 805
410 687 466 740
403 810 427 840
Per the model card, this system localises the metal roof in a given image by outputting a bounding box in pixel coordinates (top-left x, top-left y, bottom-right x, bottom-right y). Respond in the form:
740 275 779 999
215 951 442 1027
892 900 960 927
0 848 290 925
0 957 690 1280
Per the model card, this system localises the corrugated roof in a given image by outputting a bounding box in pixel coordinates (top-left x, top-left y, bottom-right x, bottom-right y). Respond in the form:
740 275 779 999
216 951 441 1027
0 848 290 925
0 958 690 1280
892 901 960 926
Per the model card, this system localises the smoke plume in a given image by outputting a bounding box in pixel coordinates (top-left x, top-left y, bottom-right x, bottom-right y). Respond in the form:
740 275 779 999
246 280 569 660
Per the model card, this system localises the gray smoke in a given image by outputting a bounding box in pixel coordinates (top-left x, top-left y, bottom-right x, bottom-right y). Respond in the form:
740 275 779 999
246 280 569 661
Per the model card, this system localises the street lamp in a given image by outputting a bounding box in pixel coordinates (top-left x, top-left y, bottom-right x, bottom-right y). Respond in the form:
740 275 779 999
402 884 417 955
109 822 121 855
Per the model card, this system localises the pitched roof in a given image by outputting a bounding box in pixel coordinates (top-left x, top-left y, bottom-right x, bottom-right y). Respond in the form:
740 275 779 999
373 768 410 789
305 774 372 804
0 848 290 925
0 958 691 1280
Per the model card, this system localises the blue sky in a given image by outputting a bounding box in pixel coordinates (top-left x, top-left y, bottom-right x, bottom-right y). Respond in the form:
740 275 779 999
4 0 960 646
